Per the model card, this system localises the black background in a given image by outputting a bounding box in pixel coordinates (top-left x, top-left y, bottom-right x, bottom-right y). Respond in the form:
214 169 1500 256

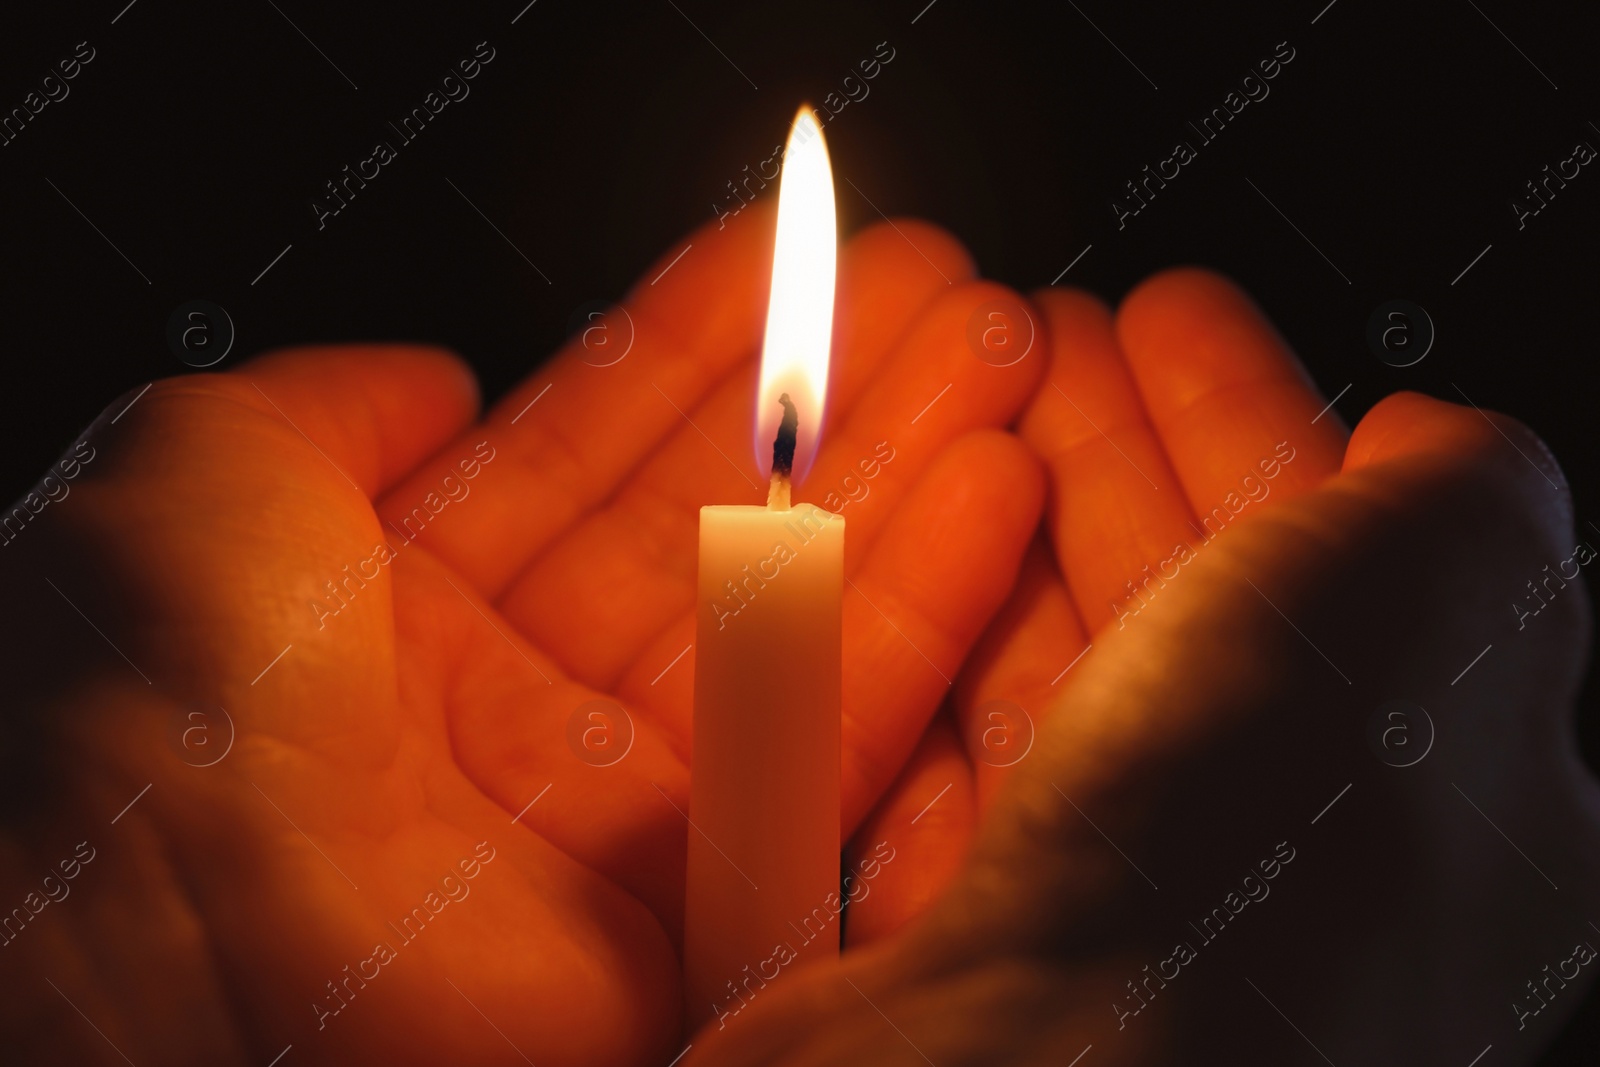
2 0 1596 1058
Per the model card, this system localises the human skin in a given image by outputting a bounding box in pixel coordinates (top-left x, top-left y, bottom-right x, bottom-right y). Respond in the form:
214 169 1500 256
4 201 1595 1064
0 204 1044 1065
717 272 1600 1064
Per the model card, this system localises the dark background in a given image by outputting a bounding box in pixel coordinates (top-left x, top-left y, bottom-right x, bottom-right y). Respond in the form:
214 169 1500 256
2 0 1595 1059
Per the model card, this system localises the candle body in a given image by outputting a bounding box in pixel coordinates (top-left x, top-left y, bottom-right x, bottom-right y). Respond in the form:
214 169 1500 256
686 502 843 1031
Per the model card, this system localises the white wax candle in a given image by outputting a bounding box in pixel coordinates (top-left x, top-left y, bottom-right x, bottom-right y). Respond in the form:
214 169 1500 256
685 500 842 1030
685 101 841 1033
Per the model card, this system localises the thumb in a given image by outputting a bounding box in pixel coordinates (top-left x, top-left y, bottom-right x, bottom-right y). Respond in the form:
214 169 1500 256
6 345 478 745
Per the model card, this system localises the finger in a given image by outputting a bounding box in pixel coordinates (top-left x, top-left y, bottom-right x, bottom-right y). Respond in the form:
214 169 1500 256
504 277 1040 692
829 218 976 413
1344 391 1575 555
813 281 1046 566
1115 268 1348 518
1345 390 1564 488
1021 289 1197 634
842 717 975 948
835 430 1044 832
233 344 480 498
953 538 1090 809
375 203 779 596
388 546 693 939
41 349 478 748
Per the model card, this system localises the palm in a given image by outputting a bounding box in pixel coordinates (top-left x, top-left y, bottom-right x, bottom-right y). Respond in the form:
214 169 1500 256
0 205 1042 1066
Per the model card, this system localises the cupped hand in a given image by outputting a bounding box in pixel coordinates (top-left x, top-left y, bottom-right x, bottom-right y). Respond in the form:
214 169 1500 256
0 204 1042 1066
754 270 1600 1065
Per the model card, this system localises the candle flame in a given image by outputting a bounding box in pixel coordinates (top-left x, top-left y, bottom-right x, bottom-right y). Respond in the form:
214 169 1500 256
755 105 836 486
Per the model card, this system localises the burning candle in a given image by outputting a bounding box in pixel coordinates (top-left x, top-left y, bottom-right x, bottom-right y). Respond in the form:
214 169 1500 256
684 106 843 1031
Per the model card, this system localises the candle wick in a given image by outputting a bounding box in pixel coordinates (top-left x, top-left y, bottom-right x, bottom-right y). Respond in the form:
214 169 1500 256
767 471 790 509
768 393 798 510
